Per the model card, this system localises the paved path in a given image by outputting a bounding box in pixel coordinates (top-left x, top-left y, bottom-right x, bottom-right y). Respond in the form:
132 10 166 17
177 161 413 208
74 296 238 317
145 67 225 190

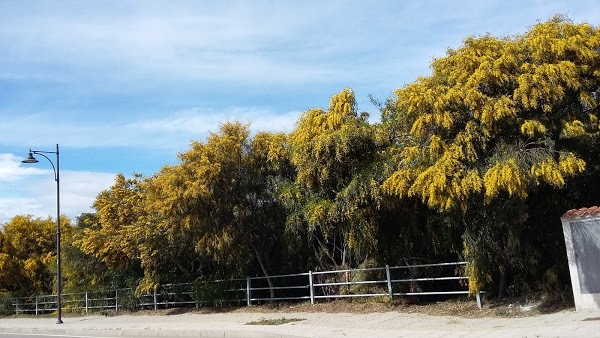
1 310 599 337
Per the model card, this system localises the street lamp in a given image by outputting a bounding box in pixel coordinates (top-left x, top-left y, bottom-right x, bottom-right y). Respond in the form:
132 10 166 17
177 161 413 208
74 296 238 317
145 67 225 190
21 144 63 324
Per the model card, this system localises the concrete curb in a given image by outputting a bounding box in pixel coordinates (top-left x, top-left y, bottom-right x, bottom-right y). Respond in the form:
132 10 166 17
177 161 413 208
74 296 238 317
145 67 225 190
0 326 304 337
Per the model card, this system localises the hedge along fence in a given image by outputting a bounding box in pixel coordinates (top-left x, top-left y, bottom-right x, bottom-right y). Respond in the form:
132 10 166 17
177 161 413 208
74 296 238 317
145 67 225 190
10 261 483 316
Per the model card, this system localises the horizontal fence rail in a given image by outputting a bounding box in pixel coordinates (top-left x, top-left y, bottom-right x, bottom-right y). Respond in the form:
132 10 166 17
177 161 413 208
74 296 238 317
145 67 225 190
9 261 483 316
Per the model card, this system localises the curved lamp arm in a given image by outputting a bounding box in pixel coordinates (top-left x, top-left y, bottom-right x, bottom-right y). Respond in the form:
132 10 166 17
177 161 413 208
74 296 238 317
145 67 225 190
30 151 58 181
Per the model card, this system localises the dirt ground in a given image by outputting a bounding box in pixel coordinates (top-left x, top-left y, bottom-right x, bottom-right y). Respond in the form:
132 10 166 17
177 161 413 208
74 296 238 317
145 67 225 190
151 294 575 319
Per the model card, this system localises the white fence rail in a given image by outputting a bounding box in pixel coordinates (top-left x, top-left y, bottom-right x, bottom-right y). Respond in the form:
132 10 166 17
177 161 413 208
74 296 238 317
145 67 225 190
11 261 483 315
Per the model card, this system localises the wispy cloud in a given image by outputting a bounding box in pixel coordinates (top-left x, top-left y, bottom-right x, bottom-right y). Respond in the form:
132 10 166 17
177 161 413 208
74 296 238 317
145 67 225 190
0 2 358 85
2 1 598 88
133 107 300 134
0 107 300 151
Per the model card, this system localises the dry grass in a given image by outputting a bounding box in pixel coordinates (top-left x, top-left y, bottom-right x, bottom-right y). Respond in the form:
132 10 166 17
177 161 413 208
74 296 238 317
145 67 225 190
3 293 574 320
149 294 574 319
246 317 305 325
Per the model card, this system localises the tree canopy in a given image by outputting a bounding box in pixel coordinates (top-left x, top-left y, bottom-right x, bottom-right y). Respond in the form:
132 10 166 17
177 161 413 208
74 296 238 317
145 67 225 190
0 215 72 295
2 16 599 300
383 15 598 211
381 15 599 295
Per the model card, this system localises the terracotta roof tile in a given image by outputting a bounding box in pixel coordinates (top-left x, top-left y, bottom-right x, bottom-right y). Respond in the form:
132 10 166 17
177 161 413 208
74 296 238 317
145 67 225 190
562 206 600 219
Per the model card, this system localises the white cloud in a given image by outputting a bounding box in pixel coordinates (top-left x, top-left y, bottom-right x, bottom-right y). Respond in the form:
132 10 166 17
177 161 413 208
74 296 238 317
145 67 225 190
0 2 353 84
0 107 301 151
0 197 39 219
133 107 300 134
0 153 46 181
2 1 600 88
0 153 115 224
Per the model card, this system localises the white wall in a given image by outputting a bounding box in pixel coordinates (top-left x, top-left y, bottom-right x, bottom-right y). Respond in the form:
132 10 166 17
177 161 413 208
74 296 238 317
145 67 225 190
561 215 600 312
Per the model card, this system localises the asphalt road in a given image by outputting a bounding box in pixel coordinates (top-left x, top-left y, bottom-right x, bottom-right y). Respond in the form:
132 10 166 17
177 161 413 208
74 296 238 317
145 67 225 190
0 334 102 338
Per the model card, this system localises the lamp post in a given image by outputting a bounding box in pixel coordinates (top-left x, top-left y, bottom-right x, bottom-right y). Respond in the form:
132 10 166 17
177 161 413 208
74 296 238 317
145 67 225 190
22 144 63 324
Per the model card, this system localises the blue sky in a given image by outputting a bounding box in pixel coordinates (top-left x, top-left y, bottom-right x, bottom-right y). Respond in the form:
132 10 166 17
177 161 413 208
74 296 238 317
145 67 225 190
1 0 599 222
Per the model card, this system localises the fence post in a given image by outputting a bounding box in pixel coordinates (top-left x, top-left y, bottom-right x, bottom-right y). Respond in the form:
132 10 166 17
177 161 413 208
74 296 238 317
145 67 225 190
35 296 39 316
194 283 199 309
476 291 483 309
14 298 18 315
153 288 158 311
115 289 118 312
385 265 393 300
308 271 315 305
246 277 251 306
84 291 88 314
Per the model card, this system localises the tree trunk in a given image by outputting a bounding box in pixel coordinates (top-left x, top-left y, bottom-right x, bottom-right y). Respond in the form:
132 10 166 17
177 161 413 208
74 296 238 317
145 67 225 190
498 265 508 298
170 257 191 277
250 241 275 303
498 200 527 298
499 200 527 297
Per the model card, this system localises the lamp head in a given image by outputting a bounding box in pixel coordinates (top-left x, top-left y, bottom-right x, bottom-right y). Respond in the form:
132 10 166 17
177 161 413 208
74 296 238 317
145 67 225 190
22 151 39 164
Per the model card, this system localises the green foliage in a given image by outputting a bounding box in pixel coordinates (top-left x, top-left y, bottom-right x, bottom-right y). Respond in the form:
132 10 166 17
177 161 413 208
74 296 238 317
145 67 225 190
285 88 383 269
146 122 290 279
193 278 241 307
63 213 140 293
0 292 14 315
0 215 72 295
77 174 145 269
347 258 387 299
115 288 140 311
383 16 598 211
76 122 292 292
2 15 599 302
381 16 600 296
